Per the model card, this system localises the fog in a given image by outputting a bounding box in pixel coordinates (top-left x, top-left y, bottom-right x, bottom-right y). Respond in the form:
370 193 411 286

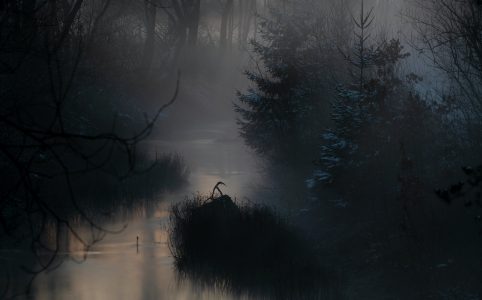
1 0 481 299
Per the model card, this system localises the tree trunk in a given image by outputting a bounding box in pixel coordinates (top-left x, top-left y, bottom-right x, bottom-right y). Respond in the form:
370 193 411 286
187 0 200 46
220 0 234 49
140 0 157 75
227 4 234 49
52 0 84 53
237 0 244 46
237 0 255 48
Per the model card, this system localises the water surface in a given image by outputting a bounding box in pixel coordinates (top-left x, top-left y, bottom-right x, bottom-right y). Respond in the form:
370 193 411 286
29 127 265 300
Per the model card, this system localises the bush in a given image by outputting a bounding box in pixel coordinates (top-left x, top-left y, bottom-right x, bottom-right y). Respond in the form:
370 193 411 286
169 191 337 299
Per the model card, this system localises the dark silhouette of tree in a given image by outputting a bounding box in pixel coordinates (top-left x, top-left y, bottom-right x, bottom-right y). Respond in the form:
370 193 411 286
0 1 180 296
412 0 482 123
313 0 379 184
413 1 482 221
162 0 201 50
140 0 158 76
219 0 234 50
237 0 256 48
234 13 318 161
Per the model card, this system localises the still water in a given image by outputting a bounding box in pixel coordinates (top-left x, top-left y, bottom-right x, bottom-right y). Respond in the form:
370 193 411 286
29 126 266 300
9 70 298 300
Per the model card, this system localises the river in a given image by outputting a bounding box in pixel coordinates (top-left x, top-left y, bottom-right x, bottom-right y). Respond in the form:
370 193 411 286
26 68 272 299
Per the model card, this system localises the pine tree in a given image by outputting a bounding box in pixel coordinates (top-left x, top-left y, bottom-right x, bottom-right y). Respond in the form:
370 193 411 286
311 0 378 185
235 14 316 160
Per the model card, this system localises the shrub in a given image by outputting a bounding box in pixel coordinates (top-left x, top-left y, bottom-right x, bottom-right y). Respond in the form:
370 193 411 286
169 191 337 299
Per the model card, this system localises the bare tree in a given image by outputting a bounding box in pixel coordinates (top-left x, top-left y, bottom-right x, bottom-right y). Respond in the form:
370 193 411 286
411 0 482 119
237 0 256 48
140 0 158 76
219 0 234 49
162 0 201 50
0 0 180 296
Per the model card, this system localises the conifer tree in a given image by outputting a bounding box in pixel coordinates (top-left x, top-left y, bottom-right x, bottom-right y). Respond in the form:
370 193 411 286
235 14 316 160
312 0 378 184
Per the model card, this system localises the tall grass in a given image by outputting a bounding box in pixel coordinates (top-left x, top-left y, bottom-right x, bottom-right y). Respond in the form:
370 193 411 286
169 193 339 299
43 152 189 219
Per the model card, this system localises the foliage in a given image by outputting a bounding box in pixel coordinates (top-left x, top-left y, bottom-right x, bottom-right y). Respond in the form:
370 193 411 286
312 4 412 185
436 165 482 207
412 0 482 118
169 191 333 299
0 1 183 288
235 11 322 161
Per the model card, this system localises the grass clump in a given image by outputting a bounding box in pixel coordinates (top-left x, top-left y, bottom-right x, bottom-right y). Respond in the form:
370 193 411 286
169 188 334 299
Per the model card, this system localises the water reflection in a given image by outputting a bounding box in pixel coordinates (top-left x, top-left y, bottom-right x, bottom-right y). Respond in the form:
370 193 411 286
15 123 328 299
29 201 311 300
27 195 338 300
32 204 172 300
25 134 271 299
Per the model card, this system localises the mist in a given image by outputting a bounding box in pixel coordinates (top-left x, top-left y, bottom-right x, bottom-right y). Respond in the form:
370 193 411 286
1 0 481 299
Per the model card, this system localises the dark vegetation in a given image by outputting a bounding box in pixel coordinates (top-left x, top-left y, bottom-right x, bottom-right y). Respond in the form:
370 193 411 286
169 186 337 299
234 0 482 298
65 152 188 215
1 0 482 298
1 0 263 296
0 0 191 294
